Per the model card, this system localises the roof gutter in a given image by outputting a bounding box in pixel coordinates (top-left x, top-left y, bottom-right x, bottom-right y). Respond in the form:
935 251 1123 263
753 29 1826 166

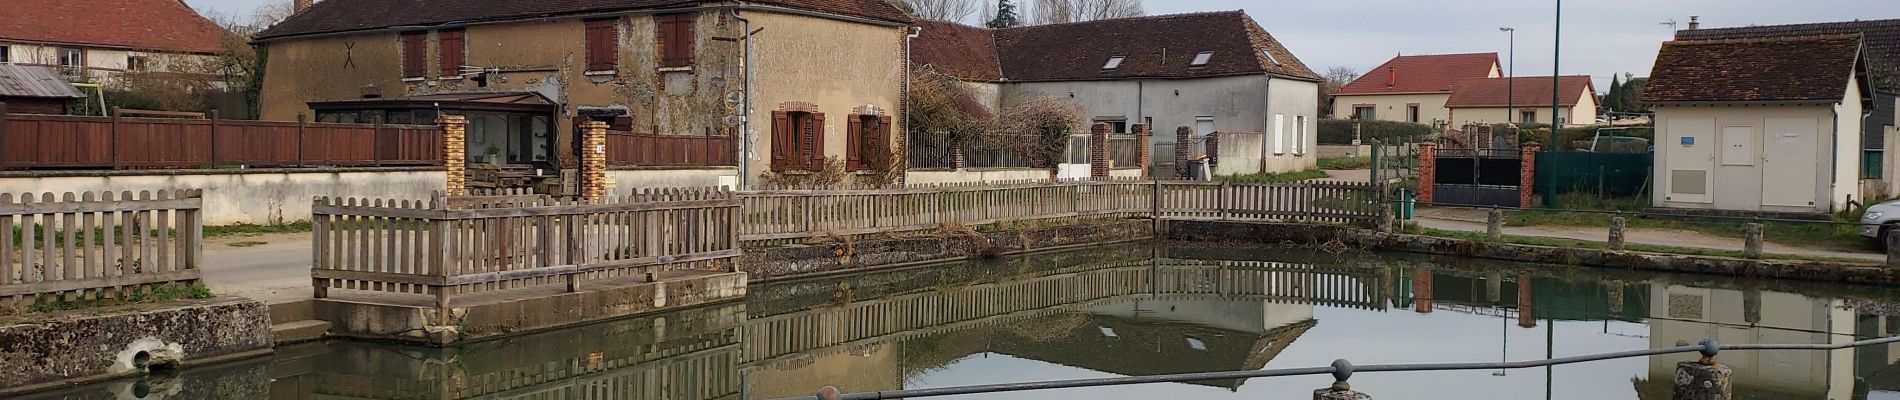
252 4 907 44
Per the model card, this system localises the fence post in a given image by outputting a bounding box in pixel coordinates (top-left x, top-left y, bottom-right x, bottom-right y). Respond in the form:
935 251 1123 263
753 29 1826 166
0 102 8 168
580 120 611 200
1743 222 1763 260
430 192 454 314
1090 123 1110 178
1151 180 1163 233
311 197 329 299
1674 341 1732 400
296 113 308 166
1608 215 1626 251
1135 123 1152 178
1218 180 1231 220
1313 360 1371 400
111 107 122 168
1520 142 1540 208
1175 126 1192 179
372 115 385 166
440 115 468 194
208 109 221 167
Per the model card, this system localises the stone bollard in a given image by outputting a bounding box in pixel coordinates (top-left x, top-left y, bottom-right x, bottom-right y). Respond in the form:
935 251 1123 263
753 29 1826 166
1608 216 1627 251
1486 207 1503 242
1314 359 1372 400
1742 223 1763 260
1673 340 1732 400
1887 232 1900 268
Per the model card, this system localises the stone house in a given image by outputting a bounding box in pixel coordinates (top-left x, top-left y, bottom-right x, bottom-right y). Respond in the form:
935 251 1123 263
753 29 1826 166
911 11 1323 178
0 0 228 86
1331 53 1501 125
1642 35 1873 215
1444 75 1597 127
254 0 911 191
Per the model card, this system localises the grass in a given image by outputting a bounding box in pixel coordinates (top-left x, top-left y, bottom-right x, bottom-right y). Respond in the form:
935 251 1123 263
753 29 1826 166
204 221 312 238
1317 157 1372 170
1218 169 1329 184
24 283 215 314
1502 194 1868 251
1418 228 1870 263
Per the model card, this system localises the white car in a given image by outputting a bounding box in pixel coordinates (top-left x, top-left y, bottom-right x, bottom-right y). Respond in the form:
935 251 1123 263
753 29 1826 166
1861 200 1900 247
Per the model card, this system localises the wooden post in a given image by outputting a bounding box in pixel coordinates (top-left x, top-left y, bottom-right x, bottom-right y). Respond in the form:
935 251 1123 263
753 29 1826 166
428 192 452 314
1218 181 1230 220
311 197 330 299
373 115 385 167
296 113 307 166
0 102 9 168
111 107 122 169
208 109 220 167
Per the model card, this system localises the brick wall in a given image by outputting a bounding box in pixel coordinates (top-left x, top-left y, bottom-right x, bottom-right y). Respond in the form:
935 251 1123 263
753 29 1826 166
1416 143 1436 205
441 115 468 194
581 121 610 200
1090 123 1110 178
1175 126 1192 179
1205 133 1221 170
1519 142 1540 208
1134 124 1151 177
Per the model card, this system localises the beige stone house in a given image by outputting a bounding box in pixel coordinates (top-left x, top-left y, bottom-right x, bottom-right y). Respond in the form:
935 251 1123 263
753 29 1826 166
1444 76 1597 126
1331 53 1500 124
254 0 910 191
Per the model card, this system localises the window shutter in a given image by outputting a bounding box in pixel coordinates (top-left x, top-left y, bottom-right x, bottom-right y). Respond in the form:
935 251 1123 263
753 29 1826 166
400 32 426 78
771 111 790 171
656 13 697 68
438 30 464 77
585 19 617 71
806 113 826 169
876 115 894 169
846 116 863 171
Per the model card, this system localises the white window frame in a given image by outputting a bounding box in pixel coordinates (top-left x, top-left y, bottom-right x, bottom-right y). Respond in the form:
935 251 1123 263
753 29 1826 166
1261 49 1281 66
1295 116 1308 155
1273 114 1286 155
1190 52 1213 67
1103 56 1125 70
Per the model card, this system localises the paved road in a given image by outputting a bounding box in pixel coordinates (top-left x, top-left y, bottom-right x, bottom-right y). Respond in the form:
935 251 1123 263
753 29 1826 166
1413 207 1883 263
201 232 313 304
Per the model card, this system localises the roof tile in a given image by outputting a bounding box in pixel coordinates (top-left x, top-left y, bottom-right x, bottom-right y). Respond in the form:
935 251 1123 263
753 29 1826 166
1642 36 1863 103
911 11 1317 83
0 0 226 54
1336 53 1499 95
1445 76 1593 108
256 0 911 40
1676 19 1899 91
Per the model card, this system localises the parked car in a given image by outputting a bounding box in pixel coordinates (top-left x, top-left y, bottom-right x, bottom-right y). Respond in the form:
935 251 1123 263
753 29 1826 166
1861 200 1900 247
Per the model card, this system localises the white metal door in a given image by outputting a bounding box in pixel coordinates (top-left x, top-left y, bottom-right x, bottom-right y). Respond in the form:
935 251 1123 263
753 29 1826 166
1665 118 1715 204
1761 118 1818 207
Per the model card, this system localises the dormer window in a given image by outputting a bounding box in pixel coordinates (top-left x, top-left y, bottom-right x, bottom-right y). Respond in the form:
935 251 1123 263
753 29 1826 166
1190 52 1213 67
1262 49 1281 66
1103 56 1125 70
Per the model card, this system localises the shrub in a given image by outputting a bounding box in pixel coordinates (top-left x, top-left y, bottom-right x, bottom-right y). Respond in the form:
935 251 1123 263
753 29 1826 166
1318 119 1434 145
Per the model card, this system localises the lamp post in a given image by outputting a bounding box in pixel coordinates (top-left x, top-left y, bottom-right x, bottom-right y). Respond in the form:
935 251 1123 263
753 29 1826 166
1500 27 1516 125
1547 0 1562 208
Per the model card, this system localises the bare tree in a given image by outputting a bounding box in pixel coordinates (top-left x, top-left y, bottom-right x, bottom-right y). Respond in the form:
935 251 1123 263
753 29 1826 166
1318 67 1359 118
1030 0 1142 25
894 0 981 22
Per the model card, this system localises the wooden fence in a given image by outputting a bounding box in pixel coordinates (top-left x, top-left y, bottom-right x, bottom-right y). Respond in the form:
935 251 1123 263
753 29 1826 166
1156 181 1386 223
310 188 739 309
606 131 736 167
1 190 203 307
0 113 443 169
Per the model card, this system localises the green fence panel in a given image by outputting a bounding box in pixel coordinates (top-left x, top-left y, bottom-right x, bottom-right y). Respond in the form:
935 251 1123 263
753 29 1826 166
1534 151 1652 200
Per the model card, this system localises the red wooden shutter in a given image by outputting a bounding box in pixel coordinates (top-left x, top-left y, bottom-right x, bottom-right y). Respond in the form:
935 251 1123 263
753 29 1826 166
846 115 863 171
771 111 790 171
805 113 826 170
400 32 427 78
438 30 464 77
656 13 696 68
584 19 617 71
877 115 894 169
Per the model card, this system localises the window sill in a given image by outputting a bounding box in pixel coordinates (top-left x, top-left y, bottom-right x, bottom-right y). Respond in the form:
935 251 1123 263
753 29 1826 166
401 77 427 82
657 66 694 73
583 70 618 77
438 76 465 81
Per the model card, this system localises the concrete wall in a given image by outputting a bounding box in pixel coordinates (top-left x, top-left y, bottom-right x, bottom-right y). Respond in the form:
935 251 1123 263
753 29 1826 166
1264 76 1321 173
1835 71 1866 206
0 298 272 396
0 168 446 225
1330 93 1451 124
999 74 1317 173
606 167 739 196
904 168 1050 185
1318 144 1371 158
745 12 904 183
964 81 1003 112
1214 132 1265 176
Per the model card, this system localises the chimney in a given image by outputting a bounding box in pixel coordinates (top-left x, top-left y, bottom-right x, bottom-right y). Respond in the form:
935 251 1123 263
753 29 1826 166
1387 66 1397 87
294 0 313 13
1687 16 1700 30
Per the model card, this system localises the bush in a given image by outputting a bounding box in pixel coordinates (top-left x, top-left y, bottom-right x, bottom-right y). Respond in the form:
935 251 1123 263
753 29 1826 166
1317 157 1371 170
1318 119 1434 145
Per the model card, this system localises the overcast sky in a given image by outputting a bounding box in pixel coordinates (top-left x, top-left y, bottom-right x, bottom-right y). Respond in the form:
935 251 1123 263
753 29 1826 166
186 0 1891 90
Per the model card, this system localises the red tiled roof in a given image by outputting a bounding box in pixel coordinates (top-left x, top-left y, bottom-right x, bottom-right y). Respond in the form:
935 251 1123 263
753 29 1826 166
1445 76 1594 108
913 20 1002 81
1642 36 1864 103
1677 19 1899 91
0 0 227 54
256 0 911 41
911 11 1317 83
1336 53 1499 95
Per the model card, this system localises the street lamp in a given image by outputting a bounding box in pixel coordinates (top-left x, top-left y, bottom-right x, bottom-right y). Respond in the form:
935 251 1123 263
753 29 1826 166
1500 27 1516 126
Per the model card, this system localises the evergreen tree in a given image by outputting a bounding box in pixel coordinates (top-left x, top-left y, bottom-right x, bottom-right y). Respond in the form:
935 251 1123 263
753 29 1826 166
987 0 1020 28
1605 74 1624 113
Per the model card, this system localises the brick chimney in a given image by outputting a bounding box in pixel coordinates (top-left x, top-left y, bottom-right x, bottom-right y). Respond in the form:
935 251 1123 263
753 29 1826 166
1687 16 1700 30
294 0 313 13
1386 66 1397 87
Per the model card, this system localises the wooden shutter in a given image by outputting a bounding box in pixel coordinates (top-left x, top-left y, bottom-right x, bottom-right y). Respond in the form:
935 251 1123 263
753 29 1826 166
771 111 790 171
805 113 826 170
656 13 697 68
438 29 465 77
846 115 863 171
584 19 617 71
400 32 427 78
876 115 894 169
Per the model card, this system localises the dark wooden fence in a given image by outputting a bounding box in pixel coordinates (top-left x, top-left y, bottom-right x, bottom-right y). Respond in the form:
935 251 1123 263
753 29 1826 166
0 113 443 169
606 131 735 167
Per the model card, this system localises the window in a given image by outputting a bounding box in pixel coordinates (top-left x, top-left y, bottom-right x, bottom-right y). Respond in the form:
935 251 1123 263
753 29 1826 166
771 110 825 171
1295 116 1308 155
1272 114 1286 155
1095 118 1128 134
438 29 465 77
584 18 619 73
1353 105 1375 120
1406 104 1420 123
1866 150 1885 180
400 32 427 78
1520 110 1537 124
655 13 696 68
1261 49 1281 66
58 47 82 73
0 45 10 63
1190 51 1213 67
846 114 893 171
1103 56 1125 70
125 55 148 71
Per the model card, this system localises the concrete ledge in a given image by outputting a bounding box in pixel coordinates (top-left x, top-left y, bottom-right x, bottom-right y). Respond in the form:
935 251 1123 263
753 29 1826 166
312 270 747 346
1167 219 1900 285
0 297 273 396
739 219 1155 282
0 166 446 178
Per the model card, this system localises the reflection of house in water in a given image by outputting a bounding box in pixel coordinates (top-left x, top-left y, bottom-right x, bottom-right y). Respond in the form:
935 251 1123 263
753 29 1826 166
1636 284 1900 400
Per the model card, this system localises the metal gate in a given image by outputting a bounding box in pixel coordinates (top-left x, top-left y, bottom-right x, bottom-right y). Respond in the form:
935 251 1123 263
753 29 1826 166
1433 148 1522 207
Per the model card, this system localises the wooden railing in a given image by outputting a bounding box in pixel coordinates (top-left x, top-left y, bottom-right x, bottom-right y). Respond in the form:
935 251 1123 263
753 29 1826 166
310 188 739 309
0 113 443 169
606 131 736 167
1 190 203 308
1157 181 1385 224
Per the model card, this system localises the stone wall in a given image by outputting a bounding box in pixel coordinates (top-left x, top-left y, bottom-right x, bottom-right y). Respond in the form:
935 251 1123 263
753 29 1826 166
0 298 273 395
739 219 1155 282
0 168 447 226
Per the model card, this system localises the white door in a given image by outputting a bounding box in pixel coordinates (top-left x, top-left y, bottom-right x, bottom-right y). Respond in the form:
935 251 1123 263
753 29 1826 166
1665 118 1715 204
1195 117 1215 156
1761 118 1819 207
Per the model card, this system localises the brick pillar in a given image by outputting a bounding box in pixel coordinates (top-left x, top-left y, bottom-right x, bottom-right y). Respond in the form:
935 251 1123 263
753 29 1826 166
1090 123 1110 178
1520 142 1540 208
1517 273 1537 328
1175 126 1192 179
581 120 610 200
1411 268 1433 314
950 142 966 170
1134 124 1152 178
1205 132 1221 171
1416 143 1435 205
440 115 467 195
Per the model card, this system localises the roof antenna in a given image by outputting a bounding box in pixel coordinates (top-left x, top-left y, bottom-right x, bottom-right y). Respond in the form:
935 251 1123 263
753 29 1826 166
1660 19 1678 31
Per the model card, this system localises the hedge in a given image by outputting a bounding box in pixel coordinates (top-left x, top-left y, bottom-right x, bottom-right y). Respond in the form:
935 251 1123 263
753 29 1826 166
1318 119 1434 145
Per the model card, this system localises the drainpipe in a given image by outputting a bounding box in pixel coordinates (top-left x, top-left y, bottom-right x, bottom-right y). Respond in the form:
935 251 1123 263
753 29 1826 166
1262 73 1273 165
905 26 922 175
732 8 754 188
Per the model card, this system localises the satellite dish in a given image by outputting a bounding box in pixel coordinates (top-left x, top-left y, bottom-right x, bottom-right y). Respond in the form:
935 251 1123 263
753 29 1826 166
724 91 743 105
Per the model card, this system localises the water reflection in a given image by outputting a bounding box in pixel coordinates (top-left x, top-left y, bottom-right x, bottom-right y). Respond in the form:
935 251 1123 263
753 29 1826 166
29 244 1900 400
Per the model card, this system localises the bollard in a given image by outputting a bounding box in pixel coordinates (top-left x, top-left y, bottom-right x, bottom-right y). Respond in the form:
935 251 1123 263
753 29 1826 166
1608 216 1626 251
1486 207 1503 242
1742 223 1763 260
1886 231 1900 269
816 386 842 400
1314 359 1372 400
1673 340 1732 400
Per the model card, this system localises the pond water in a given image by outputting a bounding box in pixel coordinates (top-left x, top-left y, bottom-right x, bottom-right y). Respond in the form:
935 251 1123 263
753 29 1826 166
28 243 1900 400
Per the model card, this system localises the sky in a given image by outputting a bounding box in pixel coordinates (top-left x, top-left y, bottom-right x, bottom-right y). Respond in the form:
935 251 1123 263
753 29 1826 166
185 0 1893 91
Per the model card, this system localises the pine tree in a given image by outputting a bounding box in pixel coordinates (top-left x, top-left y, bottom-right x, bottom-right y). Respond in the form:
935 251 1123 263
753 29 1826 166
1605 74 1624 113
987 0 1020 28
